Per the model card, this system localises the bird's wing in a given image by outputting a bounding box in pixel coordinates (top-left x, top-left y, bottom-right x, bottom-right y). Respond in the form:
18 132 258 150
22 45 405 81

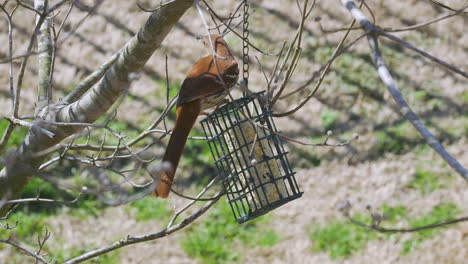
178 56 238 105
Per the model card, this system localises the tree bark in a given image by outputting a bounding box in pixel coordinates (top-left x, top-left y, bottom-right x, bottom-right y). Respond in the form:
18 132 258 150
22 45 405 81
0 0 193 216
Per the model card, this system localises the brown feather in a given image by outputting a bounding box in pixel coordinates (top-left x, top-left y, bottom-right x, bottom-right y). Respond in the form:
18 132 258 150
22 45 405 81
153 34 238 198
153 100 201 198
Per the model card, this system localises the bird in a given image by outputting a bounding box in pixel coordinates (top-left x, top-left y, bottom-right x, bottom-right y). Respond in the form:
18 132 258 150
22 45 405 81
153 34 239 198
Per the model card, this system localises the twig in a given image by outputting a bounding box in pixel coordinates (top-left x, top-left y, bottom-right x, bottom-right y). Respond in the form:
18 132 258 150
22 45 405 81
63 53 120 103
273 15 359 117
167 176 220 227
0 3 19 152
5 117 55 138
15 0 41 15
340 0 468 181
426 0 466 12
136 0 176 12
0 204 19 221
35 0 53 113
63 190 222 264
269 0 313 106
383 6 467 32
47 0 70 14
379 31 467 78
1 190 86 205
346 214 468 233
0 239 50 264
35 227 51 264
201 0 278 56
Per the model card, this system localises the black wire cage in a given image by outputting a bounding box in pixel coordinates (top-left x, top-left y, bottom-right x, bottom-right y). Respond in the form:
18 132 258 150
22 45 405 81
200 91 302 223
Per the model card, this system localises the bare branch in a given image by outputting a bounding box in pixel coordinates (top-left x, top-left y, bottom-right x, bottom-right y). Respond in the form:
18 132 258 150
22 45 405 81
35 0 53 113
62 53 120 103
35 227 51 262
63 191 222 264
379 31 467 78
201 0 279 56
341 0 468 181
136 0 176 12
0 3 19 152
167 176 220 227
4 117 55 138
0 238 50 264
383 6 468 32
426 0 467 12
346 214 468 233
0 190 85 205
273 18 361 117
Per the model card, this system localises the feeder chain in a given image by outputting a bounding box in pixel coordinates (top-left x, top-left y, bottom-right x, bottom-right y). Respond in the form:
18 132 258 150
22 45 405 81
242 0 250 95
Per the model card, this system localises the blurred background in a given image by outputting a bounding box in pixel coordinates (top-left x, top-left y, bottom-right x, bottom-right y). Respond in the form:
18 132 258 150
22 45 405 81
0 0 467 263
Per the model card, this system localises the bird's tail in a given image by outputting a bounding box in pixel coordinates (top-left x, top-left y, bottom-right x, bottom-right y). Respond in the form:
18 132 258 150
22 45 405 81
153 100 201 198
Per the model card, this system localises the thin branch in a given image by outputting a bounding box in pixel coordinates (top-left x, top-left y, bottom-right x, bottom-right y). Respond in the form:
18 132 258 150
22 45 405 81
33 226 51 264
340 0 468 181
426 0 466 12
5 117 55 138
1 190 85 205
136 0 176 12
0 239 50 264
383 6 467 32
0 3 18 152
0 3 17 114
346 214 468 233
167 176 220 227
201 0 278 56
270 0 313 106
273 17 359 117
63 53 120 103
35 0 53 113
278 32 367 100
0 204 19 221
379 30 467 78
63 190 222 264
46 0 70 14
16 0 41 15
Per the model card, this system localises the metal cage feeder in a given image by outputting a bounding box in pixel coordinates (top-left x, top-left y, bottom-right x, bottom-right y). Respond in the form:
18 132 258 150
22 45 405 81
201 91 302 223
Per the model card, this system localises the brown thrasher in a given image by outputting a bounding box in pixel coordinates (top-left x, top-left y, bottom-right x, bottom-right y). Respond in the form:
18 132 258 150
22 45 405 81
153 34 239 198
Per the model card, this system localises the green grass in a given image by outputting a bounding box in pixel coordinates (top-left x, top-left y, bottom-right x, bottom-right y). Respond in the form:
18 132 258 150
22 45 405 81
19 176 102 218
181 202 280 264
309 203 459 258
309 214 377 259
182 129 217 186
320 108 341 131
0 119 28 170
461 90 468 104
0 119 28 149
406 167 441 194
380 204 407 223
127 197 169 222
374 122 420 155
310 205 408 259
402 203 459 254
154 79 180 100
0 209 49 239
53 246 121 264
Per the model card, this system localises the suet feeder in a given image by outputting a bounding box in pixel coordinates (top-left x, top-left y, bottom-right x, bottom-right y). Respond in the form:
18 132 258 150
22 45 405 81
200 91 302 223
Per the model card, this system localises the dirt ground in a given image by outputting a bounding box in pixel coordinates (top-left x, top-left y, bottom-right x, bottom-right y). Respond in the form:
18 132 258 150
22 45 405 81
0 0 467 263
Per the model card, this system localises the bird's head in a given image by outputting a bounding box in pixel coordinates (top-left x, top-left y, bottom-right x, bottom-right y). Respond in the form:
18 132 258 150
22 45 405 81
197 34 229 56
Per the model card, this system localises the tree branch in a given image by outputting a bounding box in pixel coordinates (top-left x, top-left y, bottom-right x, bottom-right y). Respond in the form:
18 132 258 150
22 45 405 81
0 0 194 217
63 190 222 264
346 214 468 233
0 238 50 264
35 0 53 113
340 0 468 181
